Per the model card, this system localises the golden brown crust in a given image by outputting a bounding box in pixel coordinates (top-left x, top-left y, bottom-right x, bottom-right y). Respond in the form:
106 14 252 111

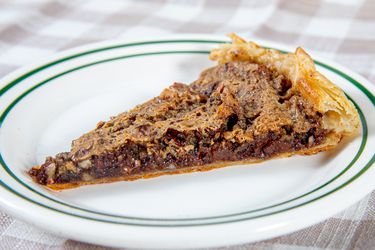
210 33 360 141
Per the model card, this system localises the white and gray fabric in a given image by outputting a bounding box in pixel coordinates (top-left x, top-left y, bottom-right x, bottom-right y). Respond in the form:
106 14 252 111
0 0 374 249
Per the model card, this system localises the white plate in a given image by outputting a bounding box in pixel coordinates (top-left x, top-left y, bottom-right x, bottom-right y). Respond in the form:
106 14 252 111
0 35 374 249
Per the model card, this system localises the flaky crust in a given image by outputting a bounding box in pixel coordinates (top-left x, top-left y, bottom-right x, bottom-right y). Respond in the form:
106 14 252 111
210 34 360 147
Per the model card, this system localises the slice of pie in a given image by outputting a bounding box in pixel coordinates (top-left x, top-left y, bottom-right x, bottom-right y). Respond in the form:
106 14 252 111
29 34 360 190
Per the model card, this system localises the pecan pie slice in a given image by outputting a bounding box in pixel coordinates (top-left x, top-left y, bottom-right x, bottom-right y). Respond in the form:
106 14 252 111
29 34 360 190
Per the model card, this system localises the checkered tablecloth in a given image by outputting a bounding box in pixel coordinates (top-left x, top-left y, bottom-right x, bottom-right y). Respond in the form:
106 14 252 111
0 0 374 249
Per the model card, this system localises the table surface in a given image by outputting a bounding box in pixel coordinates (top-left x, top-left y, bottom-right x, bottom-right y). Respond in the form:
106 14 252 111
0 0 374 249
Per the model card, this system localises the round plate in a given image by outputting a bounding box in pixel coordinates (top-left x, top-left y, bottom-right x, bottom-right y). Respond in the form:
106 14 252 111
0 35 374 249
